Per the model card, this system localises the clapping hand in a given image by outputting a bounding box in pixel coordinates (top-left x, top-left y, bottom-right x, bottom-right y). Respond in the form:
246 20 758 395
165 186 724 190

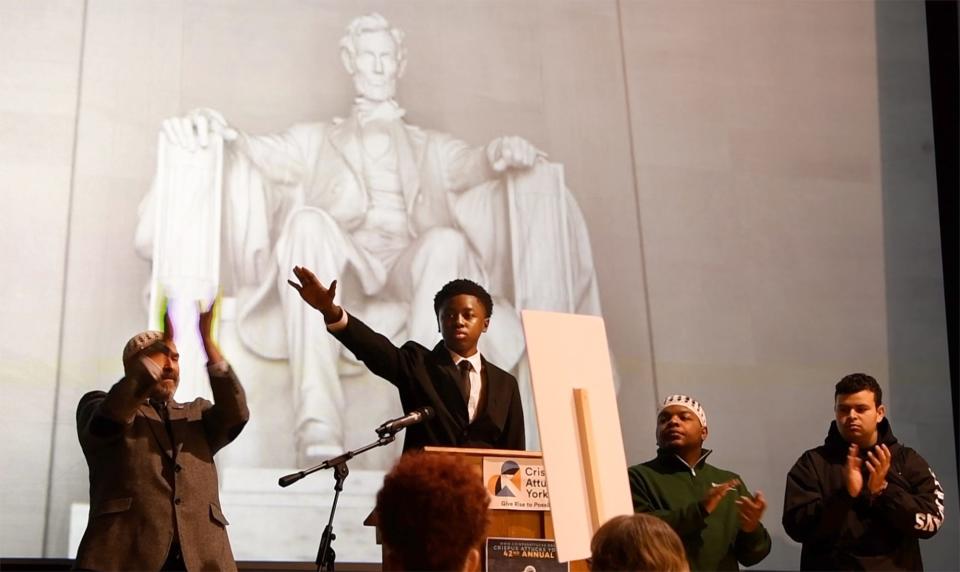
844 444 864 497
865 444 891 496
198 300 224 364
702 479 739 514
736 490 767 532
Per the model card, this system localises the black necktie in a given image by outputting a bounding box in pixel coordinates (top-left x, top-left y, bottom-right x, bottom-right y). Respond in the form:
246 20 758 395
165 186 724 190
457 361 473 404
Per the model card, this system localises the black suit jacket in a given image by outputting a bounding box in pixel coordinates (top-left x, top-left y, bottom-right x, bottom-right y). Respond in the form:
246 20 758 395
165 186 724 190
333 312 525 451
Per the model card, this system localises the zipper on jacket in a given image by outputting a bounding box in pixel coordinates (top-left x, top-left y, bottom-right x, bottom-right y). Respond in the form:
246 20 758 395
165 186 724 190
673 450 711 476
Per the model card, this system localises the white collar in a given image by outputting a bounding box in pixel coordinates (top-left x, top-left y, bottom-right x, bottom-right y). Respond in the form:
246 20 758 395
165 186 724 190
449 350 482 373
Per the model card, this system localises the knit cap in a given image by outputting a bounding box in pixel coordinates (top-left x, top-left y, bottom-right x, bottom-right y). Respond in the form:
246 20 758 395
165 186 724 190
659 394 707 427
122 330 166 364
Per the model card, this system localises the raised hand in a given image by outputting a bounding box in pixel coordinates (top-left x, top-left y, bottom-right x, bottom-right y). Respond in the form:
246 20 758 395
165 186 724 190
844 444 864 497
865 443 892 496
287 266 342 323
122 348 150 384
702 479 739 514
163 309 175 341
196 300 224 365
198 301 215 341
123 309 175 395
736 490 767 532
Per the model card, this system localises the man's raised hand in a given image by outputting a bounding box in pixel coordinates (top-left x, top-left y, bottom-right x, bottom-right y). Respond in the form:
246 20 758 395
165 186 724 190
163 309 175 341
288 266 343 323
198 300 225 365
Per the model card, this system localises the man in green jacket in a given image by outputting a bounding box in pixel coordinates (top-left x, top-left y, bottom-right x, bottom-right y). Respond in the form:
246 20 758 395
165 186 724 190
628 395 771 571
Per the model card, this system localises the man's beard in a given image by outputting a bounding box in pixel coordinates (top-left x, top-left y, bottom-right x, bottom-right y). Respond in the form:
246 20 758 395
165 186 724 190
153 378 178 401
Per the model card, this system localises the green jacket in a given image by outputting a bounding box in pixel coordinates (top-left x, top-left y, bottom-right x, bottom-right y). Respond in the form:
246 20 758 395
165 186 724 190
628 449 771 571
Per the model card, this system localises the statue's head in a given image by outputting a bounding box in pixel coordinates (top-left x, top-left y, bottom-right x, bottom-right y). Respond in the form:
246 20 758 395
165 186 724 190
340 13 407 102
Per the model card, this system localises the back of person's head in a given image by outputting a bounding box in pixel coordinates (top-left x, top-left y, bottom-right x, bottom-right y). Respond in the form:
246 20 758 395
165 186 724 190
834 372 883 406
377 452 489 571
590 513 690 572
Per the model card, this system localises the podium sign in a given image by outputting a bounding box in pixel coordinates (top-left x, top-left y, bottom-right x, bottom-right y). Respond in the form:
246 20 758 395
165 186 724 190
483 456 550 511
414 447 589 571
486 537 569 572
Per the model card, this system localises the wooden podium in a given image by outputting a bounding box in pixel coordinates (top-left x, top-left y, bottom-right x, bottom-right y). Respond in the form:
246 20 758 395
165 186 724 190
365 446 588 571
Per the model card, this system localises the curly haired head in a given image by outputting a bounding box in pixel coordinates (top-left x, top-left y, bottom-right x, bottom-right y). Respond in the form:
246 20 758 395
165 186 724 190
835 372 883 406
433 279 494 318
377 452 490 571
590 513 690 572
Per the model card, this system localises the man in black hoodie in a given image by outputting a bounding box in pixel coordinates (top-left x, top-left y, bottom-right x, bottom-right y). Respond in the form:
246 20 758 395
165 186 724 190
783 373 945 570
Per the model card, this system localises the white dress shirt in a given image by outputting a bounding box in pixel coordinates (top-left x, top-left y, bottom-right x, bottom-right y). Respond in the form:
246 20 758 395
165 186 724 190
450 350 483 422
327 310 484 420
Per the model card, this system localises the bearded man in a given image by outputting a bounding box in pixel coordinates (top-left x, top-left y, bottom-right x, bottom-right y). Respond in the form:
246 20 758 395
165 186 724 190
74 308 249 571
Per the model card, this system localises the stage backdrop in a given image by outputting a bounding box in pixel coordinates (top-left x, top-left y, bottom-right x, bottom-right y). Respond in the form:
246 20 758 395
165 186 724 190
0 1 955 569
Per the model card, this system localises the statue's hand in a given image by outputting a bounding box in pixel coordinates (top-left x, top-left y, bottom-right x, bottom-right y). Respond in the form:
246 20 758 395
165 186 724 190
161 108 238 152
287 266 343 324
486 136 547 173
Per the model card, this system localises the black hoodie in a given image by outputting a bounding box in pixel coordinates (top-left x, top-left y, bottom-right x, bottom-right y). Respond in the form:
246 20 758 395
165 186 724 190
783 419 944 570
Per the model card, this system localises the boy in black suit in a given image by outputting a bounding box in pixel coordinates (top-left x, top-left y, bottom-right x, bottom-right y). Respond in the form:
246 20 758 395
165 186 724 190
288 266 525 452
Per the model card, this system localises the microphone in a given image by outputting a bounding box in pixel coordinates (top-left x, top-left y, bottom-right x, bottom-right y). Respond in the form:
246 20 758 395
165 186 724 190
376 406 434 436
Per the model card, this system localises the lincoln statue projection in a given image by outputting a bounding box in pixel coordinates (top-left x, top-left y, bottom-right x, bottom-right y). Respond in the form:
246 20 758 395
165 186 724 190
135 13 605 466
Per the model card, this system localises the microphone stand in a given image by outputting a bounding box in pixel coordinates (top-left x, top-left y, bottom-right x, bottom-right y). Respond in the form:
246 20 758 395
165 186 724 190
278 432 398 572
